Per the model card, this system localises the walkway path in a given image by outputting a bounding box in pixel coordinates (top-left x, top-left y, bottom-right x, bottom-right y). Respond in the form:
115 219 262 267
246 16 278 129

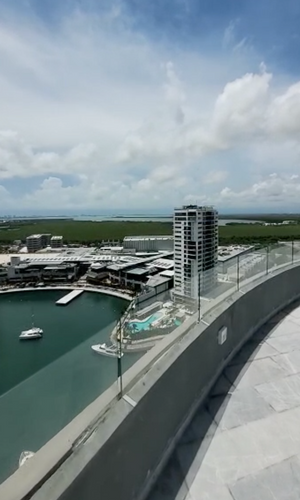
148 299 300 500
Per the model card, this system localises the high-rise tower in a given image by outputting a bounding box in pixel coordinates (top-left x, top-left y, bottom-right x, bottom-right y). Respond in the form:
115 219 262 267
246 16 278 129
173 205 218 305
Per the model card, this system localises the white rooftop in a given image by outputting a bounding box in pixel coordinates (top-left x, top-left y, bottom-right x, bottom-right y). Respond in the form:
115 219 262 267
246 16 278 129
218 245 255 262
124 235 174 241
146 275 171 288
101 246 124 251
107 254 160 271
147 258 174 270
160 270 174 277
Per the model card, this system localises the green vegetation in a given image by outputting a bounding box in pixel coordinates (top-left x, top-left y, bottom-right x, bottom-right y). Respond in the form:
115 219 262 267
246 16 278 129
1 219 300 246
0 220 173 245
218 223 300 245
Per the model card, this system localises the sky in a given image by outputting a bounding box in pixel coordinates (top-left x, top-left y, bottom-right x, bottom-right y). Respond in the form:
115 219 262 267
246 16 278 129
1 0 300 214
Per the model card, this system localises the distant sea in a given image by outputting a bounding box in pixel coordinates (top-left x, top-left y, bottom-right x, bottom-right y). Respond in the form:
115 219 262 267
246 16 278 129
73 215 261 226
1 214 262 226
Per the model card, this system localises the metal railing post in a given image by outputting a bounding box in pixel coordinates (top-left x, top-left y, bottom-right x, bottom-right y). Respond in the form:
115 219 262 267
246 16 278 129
117 319 123 399
237 255 240 291
266 245 269 275
292 240 294 264
117 297 136 399
197 271 201 323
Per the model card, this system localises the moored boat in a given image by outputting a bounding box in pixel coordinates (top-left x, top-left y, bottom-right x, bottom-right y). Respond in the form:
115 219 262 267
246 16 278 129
19 451 35 467
91 343 123 358
19 327 43 340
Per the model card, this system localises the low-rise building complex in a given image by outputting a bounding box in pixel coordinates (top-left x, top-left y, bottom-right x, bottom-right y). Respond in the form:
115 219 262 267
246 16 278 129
123 236 174 252
26 234 43 253
26 233 63 252
50 236 63 248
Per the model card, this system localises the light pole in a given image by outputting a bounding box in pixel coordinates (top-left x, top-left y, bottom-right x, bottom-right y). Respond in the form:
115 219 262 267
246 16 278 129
117 316 123 399
197 270 201 323
266 245 269 275
117 297 136 399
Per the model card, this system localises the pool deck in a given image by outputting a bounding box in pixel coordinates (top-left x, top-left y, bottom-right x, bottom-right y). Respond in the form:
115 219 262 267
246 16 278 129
110 306 176 349
129 311 165 329
148 299 300 500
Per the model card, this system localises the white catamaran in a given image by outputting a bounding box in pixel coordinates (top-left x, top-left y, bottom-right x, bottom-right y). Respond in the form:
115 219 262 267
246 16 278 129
19 309 43 340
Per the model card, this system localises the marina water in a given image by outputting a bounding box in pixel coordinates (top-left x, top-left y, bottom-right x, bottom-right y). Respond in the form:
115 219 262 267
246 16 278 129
0 290 141 483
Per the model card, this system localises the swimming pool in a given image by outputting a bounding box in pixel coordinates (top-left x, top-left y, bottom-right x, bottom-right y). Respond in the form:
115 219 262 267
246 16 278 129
129 312 164 332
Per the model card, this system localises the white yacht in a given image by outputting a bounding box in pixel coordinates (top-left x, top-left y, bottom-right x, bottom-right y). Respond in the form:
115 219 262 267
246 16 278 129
91 343 123 358
19 451 35 467
19 327 43 340
20 308 43 340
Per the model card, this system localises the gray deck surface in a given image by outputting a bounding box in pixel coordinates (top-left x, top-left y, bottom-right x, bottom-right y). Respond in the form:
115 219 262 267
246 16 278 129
148 300 300 500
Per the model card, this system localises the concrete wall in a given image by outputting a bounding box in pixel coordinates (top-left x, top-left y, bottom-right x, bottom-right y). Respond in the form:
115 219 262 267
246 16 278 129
5 264 300 500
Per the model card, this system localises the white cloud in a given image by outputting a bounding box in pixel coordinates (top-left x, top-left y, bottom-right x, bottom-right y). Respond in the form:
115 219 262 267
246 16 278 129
222 19 252 55
219 173 300 206
211 68 272 145
223 20 238 49
203 170 228 185
0 130 99 178
267 82 300 138
182 173 300 211
22 175 110 209
0 7 300 211
149 165 178 183
164 61 186 125
0 184 10 197
183 193 211 205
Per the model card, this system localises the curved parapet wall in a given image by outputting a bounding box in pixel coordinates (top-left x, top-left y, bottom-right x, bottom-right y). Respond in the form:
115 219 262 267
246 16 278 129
2 263 300 500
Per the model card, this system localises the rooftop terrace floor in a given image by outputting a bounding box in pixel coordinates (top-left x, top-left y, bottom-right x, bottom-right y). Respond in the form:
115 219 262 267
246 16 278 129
149 299 300 500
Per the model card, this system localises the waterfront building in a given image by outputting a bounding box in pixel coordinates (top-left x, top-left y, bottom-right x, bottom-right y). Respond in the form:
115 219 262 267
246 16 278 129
26 233 52 252
41 233 51 247
50 236 63 248
26 234 43 253
123 236 174 252
6 260 78 282
7 261 42 281
173 205 218 304
42 263 77 282
86 264 108 285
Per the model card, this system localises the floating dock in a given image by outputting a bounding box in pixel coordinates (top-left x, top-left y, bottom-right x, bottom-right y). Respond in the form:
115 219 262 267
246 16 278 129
56 289 84 306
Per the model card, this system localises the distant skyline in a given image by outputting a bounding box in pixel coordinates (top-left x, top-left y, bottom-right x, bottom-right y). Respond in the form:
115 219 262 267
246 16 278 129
0 1 300 212
1 208 300 218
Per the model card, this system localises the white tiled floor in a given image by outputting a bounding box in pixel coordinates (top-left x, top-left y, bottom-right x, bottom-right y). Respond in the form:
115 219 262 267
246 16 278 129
148 300 300 500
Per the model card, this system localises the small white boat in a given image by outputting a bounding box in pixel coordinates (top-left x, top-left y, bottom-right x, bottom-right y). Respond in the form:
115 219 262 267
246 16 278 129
19 451 35 467
20 308 43 340
19 327 43 340
91 343 123 358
